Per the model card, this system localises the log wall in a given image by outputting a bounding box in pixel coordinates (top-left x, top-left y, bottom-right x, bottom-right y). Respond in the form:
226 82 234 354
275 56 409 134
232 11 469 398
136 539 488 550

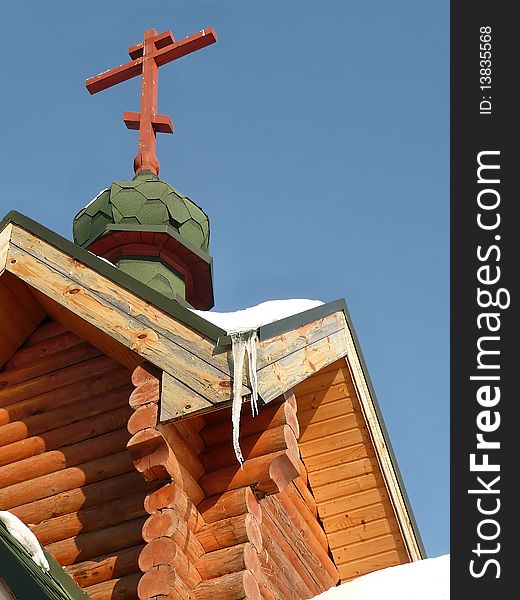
0 319 155 599
294 358 410 582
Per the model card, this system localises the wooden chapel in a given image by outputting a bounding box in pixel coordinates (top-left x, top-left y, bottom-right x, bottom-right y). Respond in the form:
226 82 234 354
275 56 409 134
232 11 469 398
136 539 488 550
0 24 424 600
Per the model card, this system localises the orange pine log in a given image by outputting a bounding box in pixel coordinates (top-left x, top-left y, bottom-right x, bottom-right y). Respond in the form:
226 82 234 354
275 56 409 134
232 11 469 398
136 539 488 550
127 403 158 434
137 564 192 599
84 572 141 600
46 516 147 566
131 364 160 387
11 471 150 525
31 492 146 546
138 536 201 588
195 512 263 554
262 498 336 592
200 401 299 447
279 483 329 553
0 385 132 448
23 320 67 347
195 542 261 581
192 570 260 600
199 448 299 498
65 545 144 589
142 508 204 563
128 379 160 410
293 476 318 518
4 330 82 370
143 482 203 533
0 343 101 389
257 548 307 600
0 366 130 427
0 355 120 408
157 422 205 480
201 425 299 472
198 486 261 524
0 450 134 510
0 429 130 489
0 405 132 468
260 509 320 596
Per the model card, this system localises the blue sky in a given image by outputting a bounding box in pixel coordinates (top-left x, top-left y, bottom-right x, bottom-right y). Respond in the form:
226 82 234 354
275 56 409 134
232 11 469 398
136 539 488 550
0 1 449 557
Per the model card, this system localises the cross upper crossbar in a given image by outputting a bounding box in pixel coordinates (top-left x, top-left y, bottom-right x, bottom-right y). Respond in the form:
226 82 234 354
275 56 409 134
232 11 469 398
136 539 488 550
86 27 217 175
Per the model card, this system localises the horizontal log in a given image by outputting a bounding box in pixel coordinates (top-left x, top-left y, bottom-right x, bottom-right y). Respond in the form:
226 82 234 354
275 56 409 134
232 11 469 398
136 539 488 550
193 570 260 600
23 320 68 347
4 330 82 370
281 483 328 552
0 428 130 489
262 496 336 591
195 512 262 554
0 354 120 408
201 424 298 472
0 365 130 426
65 544 143 588
131 364 161 387
11 471 151 525
143 482 203 533
157 422 205 480
128 379 160 410
199 449 299 498
32 492 146 546
260 509 320 597
142 508 204 563
137 564 191 599
0 342 101 389
84 572 140 600
200 400 299 447
47 516 147 566
275 489 338 584
0 384 132 448
195 542 260 581
127 403 158 435
0 450 134 510
257 545 308 600
0 405 133 467
138 536 201 588
198 486 261 524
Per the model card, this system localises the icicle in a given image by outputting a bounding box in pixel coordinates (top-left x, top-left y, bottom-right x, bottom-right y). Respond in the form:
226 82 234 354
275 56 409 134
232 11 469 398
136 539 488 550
229 329 259 464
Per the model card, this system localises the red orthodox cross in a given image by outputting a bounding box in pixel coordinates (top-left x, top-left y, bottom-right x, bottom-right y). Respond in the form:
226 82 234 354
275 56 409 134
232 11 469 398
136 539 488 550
86 27 217 175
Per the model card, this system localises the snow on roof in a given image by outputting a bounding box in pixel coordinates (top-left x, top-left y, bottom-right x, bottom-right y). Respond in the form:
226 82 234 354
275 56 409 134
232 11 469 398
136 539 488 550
190 298 324 334
0 511 49 572
312 555 450 600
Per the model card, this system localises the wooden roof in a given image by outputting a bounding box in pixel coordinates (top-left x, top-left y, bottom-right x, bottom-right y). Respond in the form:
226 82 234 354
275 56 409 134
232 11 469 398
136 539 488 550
0 212 424 595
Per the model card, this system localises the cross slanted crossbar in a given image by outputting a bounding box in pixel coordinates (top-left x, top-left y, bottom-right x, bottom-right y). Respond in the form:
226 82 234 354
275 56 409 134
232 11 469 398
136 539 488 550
86 27 217 175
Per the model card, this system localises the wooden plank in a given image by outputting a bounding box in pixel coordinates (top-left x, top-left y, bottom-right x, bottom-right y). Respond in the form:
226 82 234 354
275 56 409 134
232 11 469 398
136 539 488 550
299 427 372 459
321 499 396 536
319 487 391 522
256 311 346 370
294 365 353 397
7 226 249 396
160 371 213 421
33 291 142 372
257 329 349 403
302 441 373 472
337 548 408 582
312 473 385 505
327 517 401 550
308 456 380 489
297 391 355 429
298 412 364 444
333 532 405 566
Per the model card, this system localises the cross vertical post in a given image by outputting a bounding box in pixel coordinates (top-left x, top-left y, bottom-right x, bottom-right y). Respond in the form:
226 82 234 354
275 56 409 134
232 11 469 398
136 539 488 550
86 26 217 175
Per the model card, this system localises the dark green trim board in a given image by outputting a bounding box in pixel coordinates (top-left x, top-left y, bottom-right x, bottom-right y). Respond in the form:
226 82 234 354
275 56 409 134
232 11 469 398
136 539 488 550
0 522 88 599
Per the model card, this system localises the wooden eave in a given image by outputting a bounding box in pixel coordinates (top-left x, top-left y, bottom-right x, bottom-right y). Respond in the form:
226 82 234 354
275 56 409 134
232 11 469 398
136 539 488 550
0 211 425 565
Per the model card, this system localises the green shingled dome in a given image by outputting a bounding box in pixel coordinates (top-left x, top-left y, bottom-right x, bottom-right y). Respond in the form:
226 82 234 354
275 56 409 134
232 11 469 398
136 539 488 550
72 171 210 251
